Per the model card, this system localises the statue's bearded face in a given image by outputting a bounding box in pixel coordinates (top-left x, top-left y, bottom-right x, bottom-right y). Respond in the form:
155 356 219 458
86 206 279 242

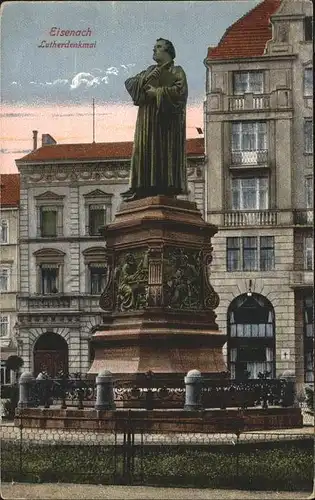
153 40 169 63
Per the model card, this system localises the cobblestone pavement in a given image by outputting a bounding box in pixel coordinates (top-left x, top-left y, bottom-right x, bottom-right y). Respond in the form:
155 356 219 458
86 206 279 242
0 483 313 500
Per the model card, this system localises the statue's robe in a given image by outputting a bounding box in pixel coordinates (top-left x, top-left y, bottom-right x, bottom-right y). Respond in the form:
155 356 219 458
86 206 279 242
125 62 188 198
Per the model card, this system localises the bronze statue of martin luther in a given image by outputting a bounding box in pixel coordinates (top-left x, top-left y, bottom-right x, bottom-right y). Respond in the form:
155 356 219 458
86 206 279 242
122 38 188 201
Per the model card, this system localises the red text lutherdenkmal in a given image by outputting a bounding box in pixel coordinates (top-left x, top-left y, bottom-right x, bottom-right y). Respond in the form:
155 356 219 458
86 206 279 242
49 27 92 36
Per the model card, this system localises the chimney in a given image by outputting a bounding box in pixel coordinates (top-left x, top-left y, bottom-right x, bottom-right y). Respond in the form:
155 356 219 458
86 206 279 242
32 130 38 150
42 134 57 146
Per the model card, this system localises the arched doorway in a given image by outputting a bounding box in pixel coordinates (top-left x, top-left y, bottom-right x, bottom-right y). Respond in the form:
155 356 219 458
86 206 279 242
33 332 68 377
227 293 275 380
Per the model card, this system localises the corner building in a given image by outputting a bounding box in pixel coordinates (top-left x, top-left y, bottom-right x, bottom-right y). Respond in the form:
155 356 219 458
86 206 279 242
204 0 313 393
0 175 20 384
15 134 205 377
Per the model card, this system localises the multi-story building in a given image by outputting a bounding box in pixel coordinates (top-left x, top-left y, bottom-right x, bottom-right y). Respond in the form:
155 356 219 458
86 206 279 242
15 133 205 376
0 174 20 384
204 0 313 393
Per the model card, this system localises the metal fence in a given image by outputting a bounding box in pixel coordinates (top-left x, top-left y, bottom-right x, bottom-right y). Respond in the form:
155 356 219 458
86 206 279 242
26 373 295 411
1 414 313 490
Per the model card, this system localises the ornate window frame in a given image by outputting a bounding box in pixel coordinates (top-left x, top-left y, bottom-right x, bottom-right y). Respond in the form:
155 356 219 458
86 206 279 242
33 248 65 294
0 315 9 338
83 190 112 236
83 247 108 295
35 191 65 238
0 219 9 244
0 266 10 292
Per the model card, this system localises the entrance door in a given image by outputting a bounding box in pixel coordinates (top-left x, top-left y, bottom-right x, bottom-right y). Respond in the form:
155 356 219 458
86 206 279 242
33 332 68 377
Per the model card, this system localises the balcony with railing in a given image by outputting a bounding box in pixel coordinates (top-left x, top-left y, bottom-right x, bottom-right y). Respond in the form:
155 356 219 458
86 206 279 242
18 294 103 312
231 150 268 166
228 94 270 111
293 210 313 226
207 89 292 114
18 295 73 310
224 211 278 227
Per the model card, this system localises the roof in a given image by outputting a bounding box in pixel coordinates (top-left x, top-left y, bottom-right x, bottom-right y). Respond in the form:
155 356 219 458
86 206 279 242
16 138 204 163
0 174 20 208
207 0 281 61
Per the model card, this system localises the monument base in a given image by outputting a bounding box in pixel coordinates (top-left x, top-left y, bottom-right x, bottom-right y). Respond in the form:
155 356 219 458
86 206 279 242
89 195 227 380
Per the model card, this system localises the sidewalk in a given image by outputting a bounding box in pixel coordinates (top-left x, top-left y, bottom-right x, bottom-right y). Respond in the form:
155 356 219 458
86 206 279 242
0 483 313 500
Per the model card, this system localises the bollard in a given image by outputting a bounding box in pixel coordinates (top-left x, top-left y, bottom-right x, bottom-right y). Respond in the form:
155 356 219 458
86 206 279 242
95 370 116 410
184 369 203 411
18 372 36 408
280 370 298 407
36 372 51 408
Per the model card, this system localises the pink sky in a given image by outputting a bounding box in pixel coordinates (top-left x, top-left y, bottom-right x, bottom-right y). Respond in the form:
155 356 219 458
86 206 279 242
1 103 203 174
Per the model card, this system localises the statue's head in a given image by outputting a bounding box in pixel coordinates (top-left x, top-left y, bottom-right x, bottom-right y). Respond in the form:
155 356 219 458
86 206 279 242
153 38 176 63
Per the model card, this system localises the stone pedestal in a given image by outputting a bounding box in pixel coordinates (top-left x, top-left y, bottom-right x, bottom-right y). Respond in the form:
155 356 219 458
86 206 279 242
89 195 227 379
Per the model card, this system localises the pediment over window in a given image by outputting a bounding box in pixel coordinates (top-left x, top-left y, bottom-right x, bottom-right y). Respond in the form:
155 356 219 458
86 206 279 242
83 246 107 263
35 191 65 200
83 189 112 198
83 247 106 256
34 248 65 258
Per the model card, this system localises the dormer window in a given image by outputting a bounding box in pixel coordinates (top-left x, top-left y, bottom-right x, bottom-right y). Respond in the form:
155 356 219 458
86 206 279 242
233 72 263 95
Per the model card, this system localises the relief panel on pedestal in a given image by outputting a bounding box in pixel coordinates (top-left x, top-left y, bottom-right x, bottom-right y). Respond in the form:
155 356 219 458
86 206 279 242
163 247 202 310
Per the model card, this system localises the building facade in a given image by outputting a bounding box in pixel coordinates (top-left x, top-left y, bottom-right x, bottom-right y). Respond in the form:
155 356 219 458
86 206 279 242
15 134 205 377
0 174 20 384
204 0 313 392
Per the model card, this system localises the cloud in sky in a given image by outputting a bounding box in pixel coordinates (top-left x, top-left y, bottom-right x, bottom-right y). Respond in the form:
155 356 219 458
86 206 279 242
1 1 260 105
9 64 136 96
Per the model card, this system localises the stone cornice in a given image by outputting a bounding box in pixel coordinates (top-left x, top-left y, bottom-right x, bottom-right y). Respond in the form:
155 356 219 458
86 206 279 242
19 160 205 185
204 53 297 67
19 236 104 244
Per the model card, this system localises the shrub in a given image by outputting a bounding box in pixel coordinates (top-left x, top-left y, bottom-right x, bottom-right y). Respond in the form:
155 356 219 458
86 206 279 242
305 386 314 415
2 385 19 419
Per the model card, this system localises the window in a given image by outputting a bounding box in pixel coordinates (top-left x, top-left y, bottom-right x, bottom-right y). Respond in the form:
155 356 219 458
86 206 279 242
1 361 14 385
304 17 313 42
260 236 275 271
0 268 9 292
226 238 241 272
0 220 8 244
34 248 65 294
304 119 313 153
228 294 275 380
232 122 267 151
305 177 313 208
304 296 314 382
233 72 263 95
304 236 314 270
84 190 112 236
89 264 107 294
231 178 268 210
40 265 59 294
88 205 106 236
40 207 58 237
227 236 275 271
83 247 108 295
304 68 313 96
0 315 9 337
243 237 258 271
35 191 64 238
